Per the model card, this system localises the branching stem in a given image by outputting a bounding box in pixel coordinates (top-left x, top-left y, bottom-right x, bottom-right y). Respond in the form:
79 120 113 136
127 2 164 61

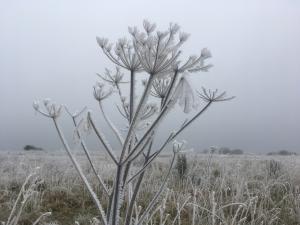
99 101 124 146
52 119 108 225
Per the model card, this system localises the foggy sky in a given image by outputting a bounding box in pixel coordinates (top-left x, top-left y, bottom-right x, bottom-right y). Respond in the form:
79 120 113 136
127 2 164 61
0 0 299 153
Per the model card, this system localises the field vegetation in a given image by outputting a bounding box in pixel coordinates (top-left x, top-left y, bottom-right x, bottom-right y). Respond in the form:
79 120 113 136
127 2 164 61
1 151 300 225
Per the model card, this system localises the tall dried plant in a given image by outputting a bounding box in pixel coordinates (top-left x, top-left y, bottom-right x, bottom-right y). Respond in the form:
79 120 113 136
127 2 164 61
33 20 234 225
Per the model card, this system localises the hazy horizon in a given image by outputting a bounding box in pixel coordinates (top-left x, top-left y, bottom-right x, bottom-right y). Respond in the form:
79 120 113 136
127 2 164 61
0 0 299 153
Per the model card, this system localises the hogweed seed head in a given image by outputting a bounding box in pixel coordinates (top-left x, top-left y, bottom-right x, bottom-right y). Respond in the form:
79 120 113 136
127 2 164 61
45 101 63 118
33 99 63 118
201 48 212 59
179 32 190 43
33 100 39 111
130 21 184 76
197 87 235 103
97 67 127 87
93 83 113 102
97 34 142 71
151 77 171 99
143 20 156 34
96 37 109 49
173 140 187 154
43 98 51 106
140 103 158 120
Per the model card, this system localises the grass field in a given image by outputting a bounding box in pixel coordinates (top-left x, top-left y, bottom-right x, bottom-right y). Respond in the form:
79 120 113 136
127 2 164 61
0 151 300 225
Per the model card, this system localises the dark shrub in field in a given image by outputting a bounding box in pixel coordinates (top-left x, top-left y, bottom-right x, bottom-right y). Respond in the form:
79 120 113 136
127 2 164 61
24 145 43 151
230 149 243 155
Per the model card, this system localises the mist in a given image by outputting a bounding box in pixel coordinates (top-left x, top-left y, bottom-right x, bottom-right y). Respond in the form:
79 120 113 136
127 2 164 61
0 0 299 153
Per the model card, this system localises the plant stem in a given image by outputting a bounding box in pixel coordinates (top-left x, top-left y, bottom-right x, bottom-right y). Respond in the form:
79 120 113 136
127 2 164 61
120 75 154 162
115 83 129 120
99 101 124 146
124 139 153 225
71 116 109 195
129 70 135 122
137 152 177 225
110 164 123 225
53 119 108 225
87 112 118 165
162 70 179 107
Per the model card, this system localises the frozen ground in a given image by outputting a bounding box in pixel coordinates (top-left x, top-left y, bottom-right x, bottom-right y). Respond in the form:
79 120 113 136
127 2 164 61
1 151 300 225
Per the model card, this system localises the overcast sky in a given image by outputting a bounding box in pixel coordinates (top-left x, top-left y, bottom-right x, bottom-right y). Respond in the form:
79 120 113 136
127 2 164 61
0 0 299 153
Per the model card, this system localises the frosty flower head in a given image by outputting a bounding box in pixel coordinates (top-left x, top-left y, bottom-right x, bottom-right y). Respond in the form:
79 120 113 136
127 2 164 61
44 101 63 118
43 98 51 106
114 38 132 58
201 48 212 59
123 102 157 121
96 37 109 49
129 21 186 76
129 21 211 76
64 105 87 118
33 99 63 118
179 32 190 43
140 103 158 120
98 20 213 78
151 77 171 99
96 35 141 71
169 23 180 35
97 67 127 86
173 140 187 154
116 38 128 48
143 20 156 34
32 100 40 111
197 87 235 103
93 83 113 102
177 48 213 73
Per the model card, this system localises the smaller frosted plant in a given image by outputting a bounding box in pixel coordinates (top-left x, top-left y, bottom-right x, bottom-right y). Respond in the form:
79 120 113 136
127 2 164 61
2 168 51 225
33 20 234 225
176 154 188 180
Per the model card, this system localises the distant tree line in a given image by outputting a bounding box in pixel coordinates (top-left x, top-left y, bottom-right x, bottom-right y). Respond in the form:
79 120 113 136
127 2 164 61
202 147 297 156
203 147 244 155
267 150 297 156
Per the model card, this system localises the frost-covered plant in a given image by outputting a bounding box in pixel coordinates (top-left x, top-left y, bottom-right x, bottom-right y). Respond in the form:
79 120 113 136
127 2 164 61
33 20 234 225
2 168 51 225
266 159 283 179
175 154 188 180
